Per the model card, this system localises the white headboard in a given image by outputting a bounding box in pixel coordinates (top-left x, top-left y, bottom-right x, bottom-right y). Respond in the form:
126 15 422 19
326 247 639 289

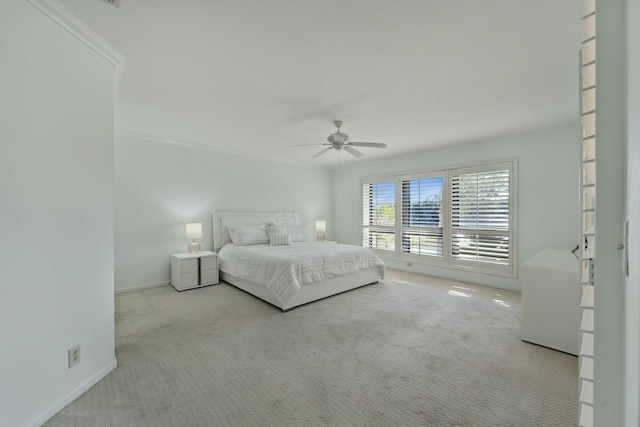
212 211 301 252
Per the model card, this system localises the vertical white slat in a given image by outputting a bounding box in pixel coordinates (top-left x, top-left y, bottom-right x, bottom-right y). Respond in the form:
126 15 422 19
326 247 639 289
581 331 595 356
581 284 595 308
579 403 594 427
581 308 595 332
580 356 594 380
581 379 594 405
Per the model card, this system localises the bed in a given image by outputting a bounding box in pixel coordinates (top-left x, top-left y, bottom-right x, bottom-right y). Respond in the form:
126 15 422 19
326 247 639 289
212 211 385 311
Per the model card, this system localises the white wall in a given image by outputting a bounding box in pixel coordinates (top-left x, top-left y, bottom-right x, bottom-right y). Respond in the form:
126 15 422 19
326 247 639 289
0 2 116 426
332 126 579 291
624 0 640 424
114 133 334 291
594 1 626 424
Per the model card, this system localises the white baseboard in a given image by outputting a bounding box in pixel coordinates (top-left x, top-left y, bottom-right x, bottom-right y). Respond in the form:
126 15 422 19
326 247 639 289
115 280 170 294
27 358 117 427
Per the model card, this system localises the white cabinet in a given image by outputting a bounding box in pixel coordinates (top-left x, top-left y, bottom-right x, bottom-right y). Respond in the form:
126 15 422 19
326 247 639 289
171 251 219 291
521 249 579 355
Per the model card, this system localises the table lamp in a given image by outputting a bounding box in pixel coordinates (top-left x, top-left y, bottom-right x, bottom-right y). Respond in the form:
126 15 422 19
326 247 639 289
186 222 202 254
316 220 326 242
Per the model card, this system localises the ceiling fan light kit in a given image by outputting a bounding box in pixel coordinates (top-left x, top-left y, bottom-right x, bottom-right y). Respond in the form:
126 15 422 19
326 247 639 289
295 120 387 159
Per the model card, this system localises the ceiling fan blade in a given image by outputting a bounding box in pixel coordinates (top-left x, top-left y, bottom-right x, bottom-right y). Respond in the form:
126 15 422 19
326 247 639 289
344 146 364 158
312 147 333 158
348 142 387 148
292 143 330 147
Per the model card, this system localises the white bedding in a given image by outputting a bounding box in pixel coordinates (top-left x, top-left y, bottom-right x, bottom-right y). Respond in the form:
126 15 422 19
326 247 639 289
218 242 385 306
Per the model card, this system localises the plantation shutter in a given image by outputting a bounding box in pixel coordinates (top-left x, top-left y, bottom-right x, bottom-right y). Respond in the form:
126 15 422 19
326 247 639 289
361 160 515 276
450 163 512 273
362 180 396 251
401 175 444 257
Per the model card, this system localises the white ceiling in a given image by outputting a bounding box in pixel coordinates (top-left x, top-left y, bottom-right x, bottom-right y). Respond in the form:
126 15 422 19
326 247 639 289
59 0 583 167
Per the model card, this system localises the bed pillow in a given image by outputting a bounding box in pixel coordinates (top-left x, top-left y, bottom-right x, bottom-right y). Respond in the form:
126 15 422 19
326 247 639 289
268 232 291 246
228 225 269 245
286 226 313 242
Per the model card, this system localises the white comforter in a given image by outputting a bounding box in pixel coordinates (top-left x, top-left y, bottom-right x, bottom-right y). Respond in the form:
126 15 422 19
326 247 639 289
218 242 385 305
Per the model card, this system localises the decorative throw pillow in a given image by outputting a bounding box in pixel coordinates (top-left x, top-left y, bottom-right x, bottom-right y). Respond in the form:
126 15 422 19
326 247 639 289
228 225 269 245
268 232 291 246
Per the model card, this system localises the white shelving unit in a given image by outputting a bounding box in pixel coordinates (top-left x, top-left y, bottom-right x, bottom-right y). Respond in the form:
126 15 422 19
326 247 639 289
578 1 596 425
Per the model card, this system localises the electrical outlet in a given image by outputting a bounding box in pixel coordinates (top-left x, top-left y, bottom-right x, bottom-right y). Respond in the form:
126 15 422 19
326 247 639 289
406 262 413 267
68 345 81 369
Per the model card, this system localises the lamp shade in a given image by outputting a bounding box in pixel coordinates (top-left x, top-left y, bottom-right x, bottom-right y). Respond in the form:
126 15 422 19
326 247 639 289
316 220 326 232
186 223 202 239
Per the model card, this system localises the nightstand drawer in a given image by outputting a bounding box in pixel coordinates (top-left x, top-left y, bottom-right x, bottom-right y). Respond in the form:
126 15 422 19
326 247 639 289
201 269 219 285
200 255 217 271
180 272 199 288
179 258 198 274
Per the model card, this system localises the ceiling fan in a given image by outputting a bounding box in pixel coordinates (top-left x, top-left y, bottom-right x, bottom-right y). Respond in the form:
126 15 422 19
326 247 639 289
294 120 387 158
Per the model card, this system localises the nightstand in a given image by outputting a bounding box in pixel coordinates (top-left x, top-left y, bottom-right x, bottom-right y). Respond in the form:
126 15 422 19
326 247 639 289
171 251 219 291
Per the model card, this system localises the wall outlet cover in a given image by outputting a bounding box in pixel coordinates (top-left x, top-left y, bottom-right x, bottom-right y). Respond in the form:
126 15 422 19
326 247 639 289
68 345 81 369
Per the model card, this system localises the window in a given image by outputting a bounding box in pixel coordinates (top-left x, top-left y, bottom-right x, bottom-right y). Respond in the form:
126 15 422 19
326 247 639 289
401 174 444 257
362 180 396 251
361 160 516 276
450 164 512 273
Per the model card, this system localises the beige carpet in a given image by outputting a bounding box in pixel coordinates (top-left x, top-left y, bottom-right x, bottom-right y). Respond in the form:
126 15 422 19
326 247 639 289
45 269 577 426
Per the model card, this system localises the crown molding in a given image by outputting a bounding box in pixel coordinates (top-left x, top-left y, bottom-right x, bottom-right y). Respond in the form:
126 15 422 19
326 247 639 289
115 130 331 170
26 0 126 101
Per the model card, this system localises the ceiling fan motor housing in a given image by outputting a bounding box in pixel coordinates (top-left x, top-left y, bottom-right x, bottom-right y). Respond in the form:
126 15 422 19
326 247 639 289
328 132 349 144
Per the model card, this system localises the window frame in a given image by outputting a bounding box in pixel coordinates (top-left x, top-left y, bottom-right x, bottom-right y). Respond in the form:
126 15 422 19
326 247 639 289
399 171 447 265
447 161 516 276
361 159 517 277
361 175 399 256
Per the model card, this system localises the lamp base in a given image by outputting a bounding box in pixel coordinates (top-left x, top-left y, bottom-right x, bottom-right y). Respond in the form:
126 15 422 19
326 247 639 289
188 241 201 255
316 233 325 242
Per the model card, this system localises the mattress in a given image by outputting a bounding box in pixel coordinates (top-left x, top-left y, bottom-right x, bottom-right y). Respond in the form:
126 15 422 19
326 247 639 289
217 242 385 306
